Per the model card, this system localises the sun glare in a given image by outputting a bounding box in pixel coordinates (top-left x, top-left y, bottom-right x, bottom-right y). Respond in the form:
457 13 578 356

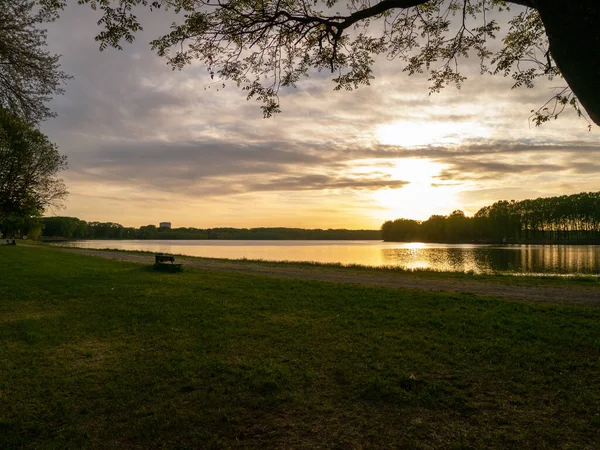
373 183 459 221
404 242 427 249
386 158 443 183
371 158 460 221
375 121 490 147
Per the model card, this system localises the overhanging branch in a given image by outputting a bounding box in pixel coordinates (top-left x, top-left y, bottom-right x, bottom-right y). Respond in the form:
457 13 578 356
339 0 428 30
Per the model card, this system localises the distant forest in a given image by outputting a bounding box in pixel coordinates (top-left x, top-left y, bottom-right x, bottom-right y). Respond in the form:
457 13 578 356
39 217 381 241
382 192 600 243
33 192 600 243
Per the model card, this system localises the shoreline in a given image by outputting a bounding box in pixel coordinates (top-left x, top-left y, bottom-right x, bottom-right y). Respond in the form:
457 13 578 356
45 242 600 277
42 245 600 306
36 237 600 245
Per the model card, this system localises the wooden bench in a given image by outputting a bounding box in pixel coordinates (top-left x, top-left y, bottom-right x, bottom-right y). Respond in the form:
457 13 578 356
154 253 182 270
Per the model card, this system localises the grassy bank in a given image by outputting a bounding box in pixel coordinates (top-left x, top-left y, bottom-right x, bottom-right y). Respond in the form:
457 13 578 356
2 246 600 448
45 243 600 288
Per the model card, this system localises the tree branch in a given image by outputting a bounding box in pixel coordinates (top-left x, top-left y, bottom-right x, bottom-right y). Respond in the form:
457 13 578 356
339 0 428 31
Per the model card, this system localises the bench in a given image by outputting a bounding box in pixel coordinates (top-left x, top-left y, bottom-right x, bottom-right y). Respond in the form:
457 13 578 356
154 253 182 270
155 254 175 264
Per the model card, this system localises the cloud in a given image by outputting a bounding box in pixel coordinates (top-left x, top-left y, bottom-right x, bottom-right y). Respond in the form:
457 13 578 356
246 174 409 192
36 3 600 228
435 160 564 181
64 137 409 197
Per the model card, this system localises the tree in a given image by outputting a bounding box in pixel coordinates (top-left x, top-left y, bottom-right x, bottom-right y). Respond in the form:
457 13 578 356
0 214 42 238
382 192 600 242
42 0 600 126
381 218 420 241
0 0 70 123
0 108 68 226
41 216 86 238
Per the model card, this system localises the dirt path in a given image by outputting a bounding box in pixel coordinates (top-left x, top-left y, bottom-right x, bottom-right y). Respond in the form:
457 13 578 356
57 247 600 306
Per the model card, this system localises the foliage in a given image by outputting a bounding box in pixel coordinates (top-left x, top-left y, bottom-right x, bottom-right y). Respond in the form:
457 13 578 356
0 108 68 227
35 0 594 124
382 191 600 242
2 246 600 447
490 7 590 129
475 192 600 241
40 216 382 239
0 214 42 238
0 0 70 123
41 215 88 238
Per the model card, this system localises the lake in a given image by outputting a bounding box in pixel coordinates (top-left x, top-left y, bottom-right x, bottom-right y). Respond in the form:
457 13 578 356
55 240 600 275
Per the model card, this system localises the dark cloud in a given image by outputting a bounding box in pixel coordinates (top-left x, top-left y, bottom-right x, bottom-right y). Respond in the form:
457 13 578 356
247 174 409 192
567 162 600 174
436 160 564 181
359 140 600 160
65 138 409 196
69 139 326 184
62 133 600 198
60 122 436 196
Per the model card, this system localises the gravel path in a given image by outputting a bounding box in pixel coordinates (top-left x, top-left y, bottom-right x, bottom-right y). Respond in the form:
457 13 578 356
58 247 600 306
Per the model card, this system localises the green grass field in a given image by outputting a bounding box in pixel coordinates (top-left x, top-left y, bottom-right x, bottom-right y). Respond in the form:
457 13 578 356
1 246 600 448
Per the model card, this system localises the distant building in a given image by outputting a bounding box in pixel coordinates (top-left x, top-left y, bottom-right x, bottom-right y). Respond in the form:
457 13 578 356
159 222 172 229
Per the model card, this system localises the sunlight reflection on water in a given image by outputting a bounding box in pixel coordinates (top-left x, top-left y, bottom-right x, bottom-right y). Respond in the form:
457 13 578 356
56 240 600 275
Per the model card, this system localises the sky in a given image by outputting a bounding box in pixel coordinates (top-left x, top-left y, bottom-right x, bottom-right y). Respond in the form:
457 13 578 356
40 3 600 230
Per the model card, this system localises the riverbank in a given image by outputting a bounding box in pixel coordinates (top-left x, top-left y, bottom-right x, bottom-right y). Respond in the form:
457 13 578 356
51 245 600 305
39 239 600 277
2 245 600 448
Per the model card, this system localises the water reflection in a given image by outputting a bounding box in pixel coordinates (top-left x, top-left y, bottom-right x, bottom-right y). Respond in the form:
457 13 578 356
381 245 600 274
57 240 600 275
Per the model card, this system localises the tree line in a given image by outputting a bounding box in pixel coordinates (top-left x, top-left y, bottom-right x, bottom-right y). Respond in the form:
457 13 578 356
381 192 600 243
39 217 381 240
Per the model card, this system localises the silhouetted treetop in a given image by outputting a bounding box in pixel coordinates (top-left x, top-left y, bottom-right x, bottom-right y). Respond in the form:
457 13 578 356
382 191 600 243
42 0 600 126
0 0 70 123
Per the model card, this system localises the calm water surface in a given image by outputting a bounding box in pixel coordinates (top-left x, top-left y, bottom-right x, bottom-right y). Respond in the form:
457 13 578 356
57 240 600 275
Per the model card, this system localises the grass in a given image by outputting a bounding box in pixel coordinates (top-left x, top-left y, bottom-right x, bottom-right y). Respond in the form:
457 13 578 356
2 245 600 448
45 242 600 288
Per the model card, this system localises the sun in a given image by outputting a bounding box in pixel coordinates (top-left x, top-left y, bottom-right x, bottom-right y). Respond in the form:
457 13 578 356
374 120 490 147
385 158 445 183
373 183 459 221
370 158 460 221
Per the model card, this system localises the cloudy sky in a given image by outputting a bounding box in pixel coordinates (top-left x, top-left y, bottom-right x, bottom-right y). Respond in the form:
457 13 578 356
40 3 599 229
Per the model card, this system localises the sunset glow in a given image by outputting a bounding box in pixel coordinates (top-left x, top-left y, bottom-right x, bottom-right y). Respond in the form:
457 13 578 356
369 158 459 221
373 183 459 222
385 158 446 183
38 6 599 229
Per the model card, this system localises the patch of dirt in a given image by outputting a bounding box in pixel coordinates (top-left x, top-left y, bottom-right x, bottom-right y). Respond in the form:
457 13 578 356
57 247 600 306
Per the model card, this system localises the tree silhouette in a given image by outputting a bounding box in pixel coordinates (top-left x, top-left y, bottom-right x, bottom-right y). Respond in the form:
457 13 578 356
0 108 68 225
0 0 70 123
382 192 600 243
43 0 600 125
